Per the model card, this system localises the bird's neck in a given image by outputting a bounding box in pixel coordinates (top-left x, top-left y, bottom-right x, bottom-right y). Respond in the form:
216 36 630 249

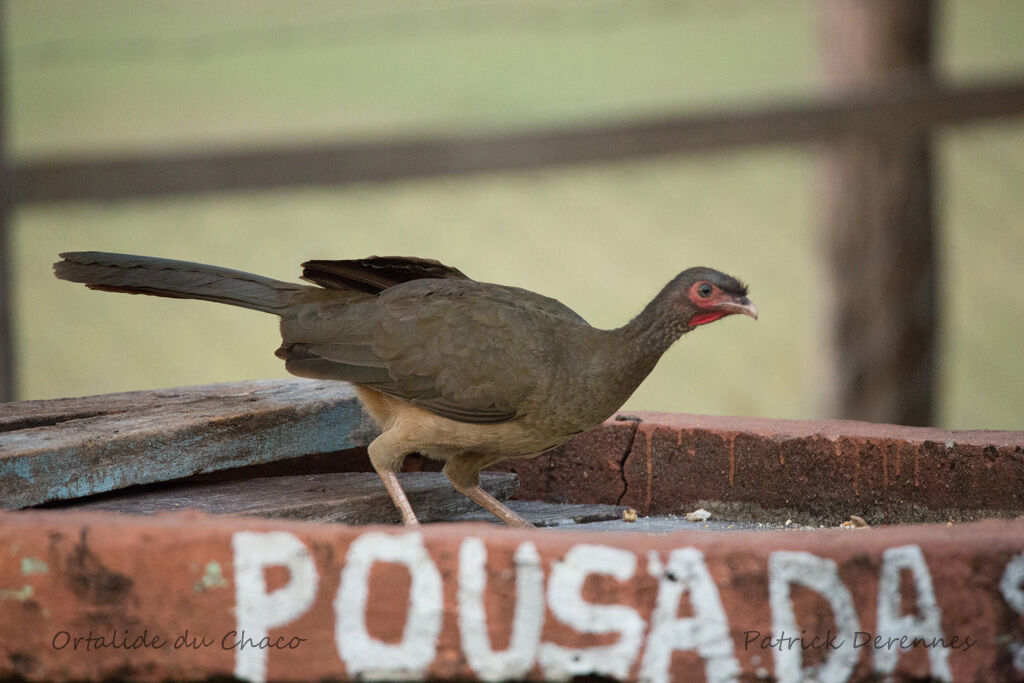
616 291 693 358
583 290 692 415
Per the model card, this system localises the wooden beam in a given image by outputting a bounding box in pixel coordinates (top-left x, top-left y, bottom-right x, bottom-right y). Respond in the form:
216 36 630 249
821 0 937 426
0 379 377 509
11 77 1024 204
53 472 518 526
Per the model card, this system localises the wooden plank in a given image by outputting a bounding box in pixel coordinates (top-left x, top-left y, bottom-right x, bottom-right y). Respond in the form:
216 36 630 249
49 472 518 525
11 77 1024 204
0 379 376 510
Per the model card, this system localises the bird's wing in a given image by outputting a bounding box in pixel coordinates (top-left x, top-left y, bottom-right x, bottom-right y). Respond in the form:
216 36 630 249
300 256 470 293
277 297 393 381
278 279 587 423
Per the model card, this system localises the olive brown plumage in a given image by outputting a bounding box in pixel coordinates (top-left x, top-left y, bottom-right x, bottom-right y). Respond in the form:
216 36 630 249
54 251 756 526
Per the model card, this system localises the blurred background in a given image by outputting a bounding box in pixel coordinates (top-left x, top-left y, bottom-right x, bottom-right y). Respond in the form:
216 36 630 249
0 0 1021 429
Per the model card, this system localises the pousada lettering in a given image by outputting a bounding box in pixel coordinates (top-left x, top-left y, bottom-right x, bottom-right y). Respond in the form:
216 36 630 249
230 531 1024 683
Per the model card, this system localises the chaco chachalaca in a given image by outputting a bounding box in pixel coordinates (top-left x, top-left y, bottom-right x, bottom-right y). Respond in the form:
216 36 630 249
54 252 756 527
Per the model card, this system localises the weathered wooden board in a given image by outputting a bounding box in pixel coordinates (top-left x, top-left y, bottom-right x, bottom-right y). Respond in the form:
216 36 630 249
0 379 376 510
49 472 517 525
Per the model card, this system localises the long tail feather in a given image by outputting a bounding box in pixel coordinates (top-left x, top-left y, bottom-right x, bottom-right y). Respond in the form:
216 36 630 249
54 251 307 314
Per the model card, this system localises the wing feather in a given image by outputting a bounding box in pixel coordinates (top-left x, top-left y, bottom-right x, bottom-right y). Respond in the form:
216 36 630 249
300 256 469 293
279 276 587 423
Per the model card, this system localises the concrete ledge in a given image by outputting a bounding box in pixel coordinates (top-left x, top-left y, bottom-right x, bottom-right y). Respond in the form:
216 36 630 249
497 412 1024 524
0 510 1022 682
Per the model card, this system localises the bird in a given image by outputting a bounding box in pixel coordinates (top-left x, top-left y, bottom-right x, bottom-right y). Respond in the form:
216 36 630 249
54 252 756 527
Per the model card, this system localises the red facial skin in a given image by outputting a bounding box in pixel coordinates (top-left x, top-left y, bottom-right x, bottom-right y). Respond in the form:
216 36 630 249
686 281 732 326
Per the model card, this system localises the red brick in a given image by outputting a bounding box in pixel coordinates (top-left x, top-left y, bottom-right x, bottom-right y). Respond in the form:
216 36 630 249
507 412 1024 523
491 419 636 505
1 510 1022 681
231 413 1024 525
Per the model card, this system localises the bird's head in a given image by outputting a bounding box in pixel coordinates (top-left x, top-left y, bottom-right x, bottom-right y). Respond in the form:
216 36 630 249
669 266 757 328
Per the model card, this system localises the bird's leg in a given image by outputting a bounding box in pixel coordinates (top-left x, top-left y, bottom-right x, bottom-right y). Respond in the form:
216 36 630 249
378 471 419 527
444 455 534 528
368 432 419 527
456 484 533 528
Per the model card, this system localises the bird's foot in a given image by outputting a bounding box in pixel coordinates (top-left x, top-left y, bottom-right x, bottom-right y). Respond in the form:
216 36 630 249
506 516 536 529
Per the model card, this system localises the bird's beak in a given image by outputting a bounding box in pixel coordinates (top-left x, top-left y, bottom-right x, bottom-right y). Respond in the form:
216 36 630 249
717 296 758 320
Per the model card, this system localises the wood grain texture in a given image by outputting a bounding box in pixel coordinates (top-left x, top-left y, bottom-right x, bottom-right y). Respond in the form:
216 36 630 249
50 472 517 525
0 379 377 509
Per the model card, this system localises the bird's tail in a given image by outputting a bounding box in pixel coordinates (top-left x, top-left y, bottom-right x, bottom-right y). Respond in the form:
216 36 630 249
54 251 309 315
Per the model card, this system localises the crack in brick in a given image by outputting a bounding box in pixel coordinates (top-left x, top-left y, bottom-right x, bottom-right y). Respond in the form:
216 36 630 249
612 415 642 506
495 412 1024 523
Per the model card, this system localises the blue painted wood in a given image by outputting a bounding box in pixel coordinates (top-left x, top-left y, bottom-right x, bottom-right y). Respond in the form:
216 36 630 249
0 380 377 509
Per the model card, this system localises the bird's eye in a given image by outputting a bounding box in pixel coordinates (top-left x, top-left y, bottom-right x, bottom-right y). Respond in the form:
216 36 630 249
697 283 713 298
